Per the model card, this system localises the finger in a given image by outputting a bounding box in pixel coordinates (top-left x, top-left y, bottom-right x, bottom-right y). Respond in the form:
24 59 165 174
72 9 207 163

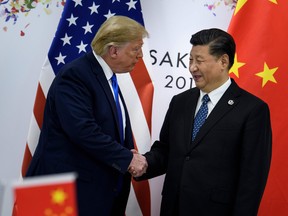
131 149 138 154
128 166 135 173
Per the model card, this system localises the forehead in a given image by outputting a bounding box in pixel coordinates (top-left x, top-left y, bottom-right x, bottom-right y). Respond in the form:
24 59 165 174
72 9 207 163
190 45 210 57
125 38 144 48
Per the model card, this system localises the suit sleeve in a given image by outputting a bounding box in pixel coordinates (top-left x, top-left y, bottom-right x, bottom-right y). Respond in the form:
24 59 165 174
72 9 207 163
233 102 272 216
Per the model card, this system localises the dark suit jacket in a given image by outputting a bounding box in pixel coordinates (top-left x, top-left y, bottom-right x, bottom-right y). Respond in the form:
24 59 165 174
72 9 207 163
138 79 272 216
26 52 134 216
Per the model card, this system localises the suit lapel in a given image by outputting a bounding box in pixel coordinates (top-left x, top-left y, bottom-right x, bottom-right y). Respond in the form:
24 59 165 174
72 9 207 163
183 89 200 152
189 80 241 151
119 90 134 149
86 52 123 142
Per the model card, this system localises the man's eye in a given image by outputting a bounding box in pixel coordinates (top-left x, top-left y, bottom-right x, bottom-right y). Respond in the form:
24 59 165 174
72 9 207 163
133 46 143 52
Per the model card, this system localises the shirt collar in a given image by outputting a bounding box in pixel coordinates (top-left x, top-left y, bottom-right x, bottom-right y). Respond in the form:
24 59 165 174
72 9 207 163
200 78 231 106
93 51 114 80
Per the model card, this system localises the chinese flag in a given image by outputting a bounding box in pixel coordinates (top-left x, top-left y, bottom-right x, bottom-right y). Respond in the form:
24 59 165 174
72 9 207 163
228 0 288 215
13 173 78 216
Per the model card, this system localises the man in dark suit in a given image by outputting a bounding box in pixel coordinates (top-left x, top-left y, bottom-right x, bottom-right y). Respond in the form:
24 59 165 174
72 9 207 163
135 28 272 216
25 16 148 216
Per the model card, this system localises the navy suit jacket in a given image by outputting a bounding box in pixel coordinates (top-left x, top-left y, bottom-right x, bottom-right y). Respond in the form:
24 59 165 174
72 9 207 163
26 52 134 216
137 79 272 216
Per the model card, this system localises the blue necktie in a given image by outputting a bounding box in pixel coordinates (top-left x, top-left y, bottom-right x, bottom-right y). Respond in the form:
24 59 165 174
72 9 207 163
111 74 125 193
192 94 210 141
111 74 124 145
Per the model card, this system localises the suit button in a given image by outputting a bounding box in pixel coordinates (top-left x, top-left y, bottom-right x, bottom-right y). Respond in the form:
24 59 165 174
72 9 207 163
185 156 190 161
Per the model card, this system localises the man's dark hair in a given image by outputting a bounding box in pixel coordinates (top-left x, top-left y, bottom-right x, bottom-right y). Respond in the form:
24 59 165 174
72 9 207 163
190 28 236 69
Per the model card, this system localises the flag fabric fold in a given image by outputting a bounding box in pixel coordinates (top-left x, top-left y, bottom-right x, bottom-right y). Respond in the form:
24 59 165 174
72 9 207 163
228 1 288 215
19 0 153 215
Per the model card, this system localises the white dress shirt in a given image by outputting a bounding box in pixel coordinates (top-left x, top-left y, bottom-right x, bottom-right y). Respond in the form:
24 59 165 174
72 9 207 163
195 78 232 117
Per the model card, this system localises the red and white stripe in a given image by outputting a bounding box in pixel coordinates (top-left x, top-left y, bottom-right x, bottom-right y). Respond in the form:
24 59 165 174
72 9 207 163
21 57 55 177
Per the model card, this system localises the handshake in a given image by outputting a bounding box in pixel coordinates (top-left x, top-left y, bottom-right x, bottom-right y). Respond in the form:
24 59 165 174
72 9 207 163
128 149 148 177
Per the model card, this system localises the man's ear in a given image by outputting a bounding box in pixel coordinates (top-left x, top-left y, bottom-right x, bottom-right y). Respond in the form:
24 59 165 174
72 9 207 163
220 54 229 68
108 45 118 58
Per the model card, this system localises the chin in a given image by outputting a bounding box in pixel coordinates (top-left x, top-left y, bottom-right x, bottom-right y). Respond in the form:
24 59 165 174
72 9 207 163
129 66 135 72
195 83 204 90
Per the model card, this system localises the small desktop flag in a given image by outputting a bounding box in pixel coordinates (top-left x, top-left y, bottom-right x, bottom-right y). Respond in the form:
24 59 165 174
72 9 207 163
13 173 78 216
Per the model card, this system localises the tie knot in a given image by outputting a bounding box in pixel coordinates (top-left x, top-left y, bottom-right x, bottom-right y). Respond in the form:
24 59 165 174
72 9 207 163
111 73 118 87
202 94 210 103
111 73 117 82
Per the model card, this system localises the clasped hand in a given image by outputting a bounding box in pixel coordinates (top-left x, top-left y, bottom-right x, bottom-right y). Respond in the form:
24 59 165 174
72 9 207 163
128 149 148 177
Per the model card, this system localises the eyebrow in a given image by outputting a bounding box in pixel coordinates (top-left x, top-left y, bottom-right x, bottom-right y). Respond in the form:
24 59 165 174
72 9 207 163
194 55 205 60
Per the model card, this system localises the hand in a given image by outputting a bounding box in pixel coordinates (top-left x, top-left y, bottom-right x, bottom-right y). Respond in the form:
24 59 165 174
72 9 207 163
128 150 148 177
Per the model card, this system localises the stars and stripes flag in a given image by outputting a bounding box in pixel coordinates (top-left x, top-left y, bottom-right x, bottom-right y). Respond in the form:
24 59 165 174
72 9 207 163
228 0 288 215
19 0 153 215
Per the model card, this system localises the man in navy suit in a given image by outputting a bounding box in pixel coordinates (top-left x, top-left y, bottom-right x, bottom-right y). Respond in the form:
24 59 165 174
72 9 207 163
25 16 148 216
135 28 272 216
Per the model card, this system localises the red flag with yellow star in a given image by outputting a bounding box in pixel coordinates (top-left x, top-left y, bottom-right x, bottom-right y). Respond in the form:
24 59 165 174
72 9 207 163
13 173 78 216
228 0 288 215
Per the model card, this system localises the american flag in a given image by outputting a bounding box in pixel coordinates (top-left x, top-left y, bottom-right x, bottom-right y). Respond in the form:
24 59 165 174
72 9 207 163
20 0 154 215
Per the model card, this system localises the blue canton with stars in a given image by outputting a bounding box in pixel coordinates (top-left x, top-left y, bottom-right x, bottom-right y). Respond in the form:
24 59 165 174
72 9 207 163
48 0 144 75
